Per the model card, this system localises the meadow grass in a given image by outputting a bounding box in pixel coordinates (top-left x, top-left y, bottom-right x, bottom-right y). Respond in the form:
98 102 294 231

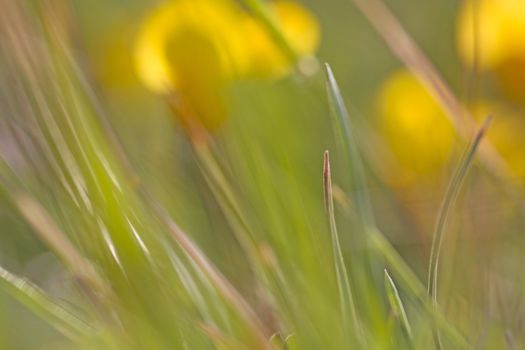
0 0 523 349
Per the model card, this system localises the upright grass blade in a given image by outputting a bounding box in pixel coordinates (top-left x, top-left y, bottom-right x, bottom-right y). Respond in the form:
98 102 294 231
323 151 363 345
324 62 469 348
428 117 492 303
324 63 387 342
0 265 94 339
324 63 375 228
384 269 412 340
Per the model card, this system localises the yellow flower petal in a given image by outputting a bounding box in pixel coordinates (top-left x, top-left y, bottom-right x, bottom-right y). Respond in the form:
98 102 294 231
274 0 320 56
134 0 320 131
377 69 525 185
134 0 248 94
457 0 525 69
376 69 456 184
242 0 320 79
457 0 505 69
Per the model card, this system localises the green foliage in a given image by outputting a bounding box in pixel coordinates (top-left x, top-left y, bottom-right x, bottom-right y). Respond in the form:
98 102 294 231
0 1 524 349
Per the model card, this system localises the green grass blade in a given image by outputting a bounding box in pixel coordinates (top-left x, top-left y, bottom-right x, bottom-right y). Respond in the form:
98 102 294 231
324 63 375 229
384 269 412 340
323 151 363 345
155 207 273 350
324 62 470 348
192 145 269 288
426 117 491 348
0 265 95 339
369 229 469 348
428 117 492 302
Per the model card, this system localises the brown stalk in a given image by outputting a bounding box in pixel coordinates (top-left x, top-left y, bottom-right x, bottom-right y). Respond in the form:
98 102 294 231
13 194 110 302
350 0 514 184
155 206 274 350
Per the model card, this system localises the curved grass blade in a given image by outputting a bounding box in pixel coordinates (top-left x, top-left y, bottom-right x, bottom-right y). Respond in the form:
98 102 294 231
384 269 412 340
324 62 469 348
428 117 492 303
384 269 411 339
368 230 469 348
0 265 95 339
426 117 491 349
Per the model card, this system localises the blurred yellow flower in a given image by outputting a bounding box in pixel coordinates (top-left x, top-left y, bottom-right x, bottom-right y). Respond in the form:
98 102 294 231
134 0 320 132
376 68 525 185
241 0 320 79
457 0 525 102
375 69 456 185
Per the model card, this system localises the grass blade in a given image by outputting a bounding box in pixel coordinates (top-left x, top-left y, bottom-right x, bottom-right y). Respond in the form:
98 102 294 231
324 62 469 348
323 151 363 345
12 194 108 299
384 269 412 340
428 117 492 303
153 204 273 350
368 230 469 348
324 63 374 228
0 265 94 339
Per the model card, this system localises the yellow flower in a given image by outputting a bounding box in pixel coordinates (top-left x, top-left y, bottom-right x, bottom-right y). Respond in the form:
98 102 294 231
375 69 456 185
376 68 525 185
457 0 525 102
241 0 320 79
134 0 320 133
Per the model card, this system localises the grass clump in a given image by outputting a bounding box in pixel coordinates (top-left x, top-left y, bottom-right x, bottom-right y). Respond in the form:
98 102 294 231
0 0 524 349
